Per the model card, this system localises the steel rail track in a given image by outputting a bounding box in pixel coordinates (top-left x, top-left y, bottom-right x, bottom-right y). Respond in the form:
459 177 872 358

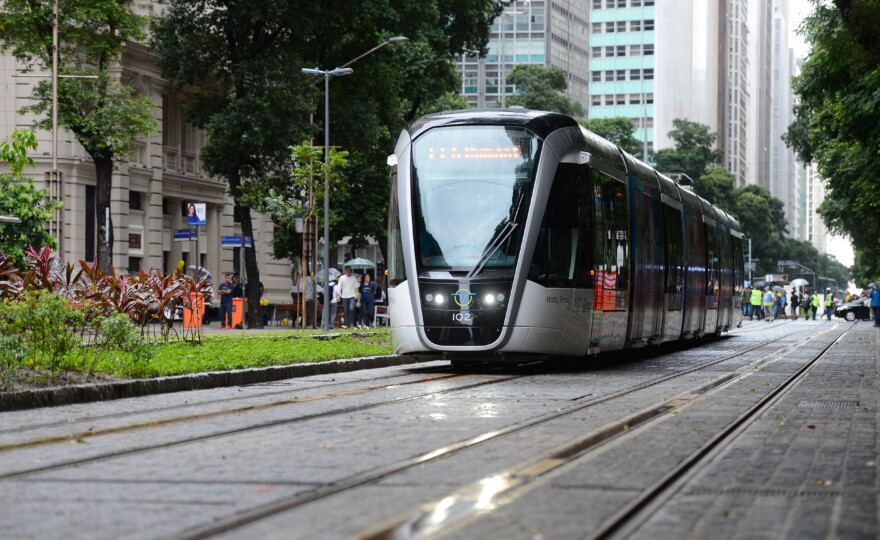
177 331 812 539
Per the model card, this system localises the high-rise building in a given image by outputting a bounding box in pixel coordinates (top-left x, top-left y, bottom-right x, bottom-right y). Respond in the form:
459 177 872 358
588 0 656 157
721 0 750 186
456 0 589 110
746 0 773 191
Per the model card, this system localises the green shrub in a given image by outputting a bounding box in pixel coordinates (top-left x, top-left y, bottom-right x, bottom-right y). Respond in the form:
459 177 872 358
0 291 83 384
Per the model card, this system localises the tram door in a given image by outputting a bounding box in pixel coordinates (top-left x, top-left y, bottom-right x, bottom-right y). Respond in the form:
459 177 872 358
662 201 685 341
590 169 630 352
703 219 719 334
627 180 664 344
681 205 707 337
716 223 734 331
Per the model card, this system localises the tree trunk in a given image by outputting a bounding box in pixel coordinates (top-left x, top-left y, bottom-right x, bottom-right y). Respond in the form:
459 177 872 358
228 165 263 329
93 153 114 273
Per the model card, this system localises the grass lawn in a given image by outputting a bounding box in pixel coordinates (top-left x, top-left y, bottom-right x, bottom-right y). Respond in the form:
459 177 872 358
114 328 394 378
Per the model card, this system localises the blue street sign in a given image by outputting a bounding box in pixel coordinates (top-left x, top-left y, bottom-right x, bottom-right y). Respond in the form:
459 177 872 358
174 229 196 241
221 235 252 248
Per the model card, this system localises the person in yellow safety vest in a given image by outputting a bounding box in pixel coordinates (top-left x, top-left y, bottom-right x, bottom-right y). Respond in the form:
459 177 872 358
762 288 775 321
824 288 834 320
810 290 820 320
749 287 763 320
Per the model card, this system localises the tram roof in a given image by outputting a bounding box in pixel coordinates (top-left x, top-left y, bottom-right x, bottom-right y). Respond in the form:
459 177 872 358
407 109 579 141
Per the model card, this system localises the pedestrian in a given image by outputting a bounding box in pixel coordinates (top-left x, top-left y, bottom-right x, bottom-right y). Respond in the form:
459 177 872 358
763 288 774 321
743 286 753 318
802 290 811 320
824 288 834 320
303 274 316 328
810 289 820 320
749 286 762 320
870 283 880 327
790 290 800 319
218 273 234 329
327 278 339 328
358 273 377 328
777 290 787 319
337 265 359 329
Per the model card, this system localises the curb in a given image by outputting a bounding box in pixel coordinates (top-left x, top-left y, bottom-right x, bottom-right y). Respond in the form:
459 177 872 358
0 355 424 412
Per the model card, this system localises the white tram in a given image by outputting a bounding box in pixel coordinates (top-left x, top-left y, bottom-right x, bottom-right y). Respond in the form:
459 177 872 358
385 110 744 358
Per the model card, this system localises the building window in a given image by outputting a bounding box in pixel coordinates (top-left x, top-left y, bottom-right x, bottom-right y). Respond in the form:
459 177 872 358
593 0 602 8
616 45 626 56
606 22 615 33
604 95 615 106
644 68 654 80
127 257 142 274
630 44 642 56
605 46 615 57
645 19 655 31
592 46 602 57
632 0 642 5
605 70 614 80
644 44 654 55
129 190 142 211
605 0 615 7
644 0 654 5
592 22 603 34
616 94 626 105
592 95 602 106
630 69 641 80
630 94 641 104
162 197 171 215
616 21 626 32
592 70 602 81
646 93 654 104
616 70 626 81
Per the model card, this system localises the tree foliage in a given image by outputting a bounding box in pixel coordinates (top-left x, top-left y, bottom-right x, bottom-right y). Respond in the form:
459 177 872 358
0 0 157 271
784 1 880 285
506 65 585 117
579 117 643 158
653 119 724 181
0 130 61 267
653 119 850 286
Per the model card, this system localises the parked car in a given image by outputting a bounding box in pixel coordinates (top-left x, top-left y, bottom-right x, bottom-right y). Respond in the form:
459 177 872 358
835 297 872 321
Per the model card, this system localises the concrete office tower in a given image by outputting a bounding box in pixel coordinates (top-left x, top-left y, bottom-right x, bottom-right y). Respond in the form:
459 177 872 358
588 0 657 157
720 0 750 187
589 0 750 177
770 0 803 239
456 0 589 110
805 162 826 253
746 0 773 191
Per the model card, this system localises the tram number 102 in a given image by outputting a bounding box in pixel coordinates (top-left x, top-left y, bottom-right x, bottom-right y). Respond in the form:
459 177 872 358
452 312 473 322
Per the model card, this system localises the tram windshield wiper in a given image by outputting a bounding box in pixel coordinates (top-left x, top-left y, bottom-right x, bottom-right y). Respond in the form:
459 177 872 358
466 221 518 279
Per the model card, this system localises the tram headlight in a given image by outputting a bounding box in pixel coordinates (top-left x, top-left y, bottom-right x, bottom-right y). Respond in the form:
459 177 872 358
484 294 495 305
425 293 434 303
435 294 446 305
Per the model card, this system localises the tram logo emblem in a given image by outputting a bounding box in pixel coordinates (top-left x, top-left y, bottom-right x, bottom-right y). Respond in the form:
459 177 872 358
452 289 476 307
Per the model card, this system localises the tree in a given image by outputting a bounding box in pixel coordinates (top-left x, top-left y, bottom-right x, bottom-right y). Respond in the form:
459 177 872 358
506 65 585 117
0 130 62 267
0 0 157 271
579 117 643 158
785 1 880 284
154 0 500 326
653 119 724 182
696 166 736 211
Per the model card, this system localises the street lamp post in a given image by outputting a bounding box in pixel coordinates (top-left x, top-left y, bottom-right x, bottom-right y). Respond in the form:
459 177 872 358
301 36 408 332
301 66 352 331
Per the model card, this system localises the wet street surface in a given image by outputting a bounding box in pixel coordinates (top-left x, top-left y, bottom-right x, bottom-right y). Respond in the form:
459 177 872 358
0 318 876 539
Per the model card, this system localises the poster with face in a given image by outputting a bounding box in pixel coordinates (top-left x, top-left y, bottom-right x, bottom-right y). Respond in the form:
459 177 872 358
187 202 206 225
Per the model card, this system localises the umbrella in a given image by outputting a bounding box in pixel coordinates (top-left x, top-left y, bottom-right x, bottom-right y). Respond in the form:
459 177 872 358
752 280 766 288
772 285 784 292
790 278 809 287
343 257 374 270
314 267 341 284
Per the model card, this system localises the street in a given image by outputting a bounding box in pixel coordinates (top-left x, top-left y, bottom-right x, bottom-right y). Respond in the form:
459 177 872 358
0 318 875 539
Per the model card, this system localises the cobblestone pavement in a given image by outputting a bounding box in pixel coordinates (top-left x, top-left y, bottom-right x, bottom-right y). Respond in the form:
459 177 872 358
0 318 874 539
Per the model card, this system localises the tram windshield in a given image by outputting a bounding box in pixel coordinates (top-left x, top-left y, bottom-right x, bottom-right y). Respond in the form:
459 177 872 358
412 126 540 275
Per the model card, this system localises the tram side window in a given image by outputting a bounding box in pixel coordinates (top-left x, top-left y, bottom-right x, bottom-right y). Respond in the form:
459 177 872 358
387 168 406 287
592 169 629 291
731 236 744 294
530 164 583 287
664 204 684 295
